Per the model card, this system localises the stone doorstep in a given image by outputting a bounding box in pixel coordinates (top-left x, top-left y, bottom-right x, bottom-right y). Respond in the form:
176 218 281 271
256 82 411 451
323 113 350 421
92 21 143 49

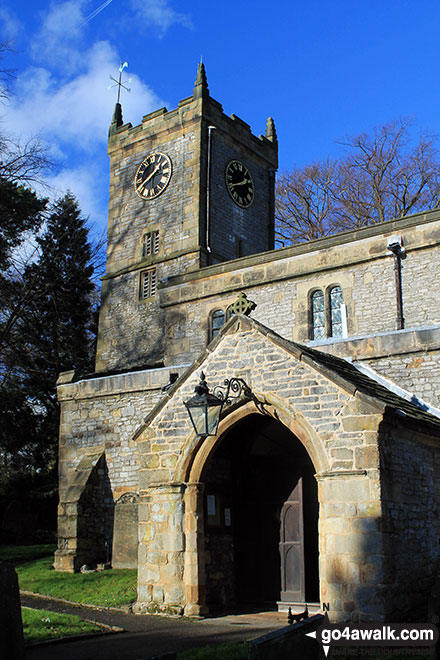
277 601 322 615
204 610 288 628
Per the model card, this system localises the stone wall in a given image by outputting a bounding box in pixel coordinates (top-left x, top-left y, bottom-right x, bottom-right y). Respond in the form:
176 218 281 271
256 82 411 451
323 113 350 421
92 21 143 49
106 107 201 279
209 127 273 262
55 365 187 571
366 350 440 408
96 96 203 371
159 211 440 364
155 212 440 412
57 366 185 495
380 421 440 619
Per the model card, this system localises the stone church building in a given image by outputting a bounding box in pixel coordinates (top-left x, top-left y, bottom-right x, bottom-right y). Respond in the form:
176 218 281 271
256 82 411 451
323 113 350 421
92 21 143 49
54 64 440 623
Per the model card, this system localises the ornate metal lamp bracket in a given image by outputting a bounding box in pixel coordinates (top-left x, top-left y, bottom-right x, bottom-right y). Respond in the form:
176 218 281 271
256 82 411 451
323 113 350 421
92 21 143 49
213 377 270 416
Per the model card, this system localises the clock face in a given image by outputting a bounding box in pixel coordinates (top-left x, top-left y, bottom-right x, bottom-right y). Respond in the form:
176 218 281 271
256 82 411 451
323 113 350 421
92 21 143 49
135 152 172 200
225 160 254 208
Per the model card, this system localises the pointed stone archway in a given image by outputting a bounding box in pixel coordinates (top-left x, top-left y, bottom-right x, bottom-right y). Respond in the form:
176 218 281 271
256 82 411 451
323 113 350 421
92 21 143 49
178 401 322 616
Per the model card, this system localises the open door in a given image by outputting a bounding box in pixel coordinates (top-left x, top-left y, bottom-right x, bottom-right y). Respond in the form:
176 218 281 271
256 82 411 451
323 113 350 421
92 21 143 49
279 477 305 603
201 415 318 611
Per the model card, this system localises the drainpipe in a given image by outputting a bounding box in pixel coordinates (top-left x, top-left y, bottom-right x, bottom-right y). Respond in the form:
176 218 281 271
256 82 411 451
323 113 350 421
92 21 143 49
205 125 216 264
387 236 405 330
267 168 276 250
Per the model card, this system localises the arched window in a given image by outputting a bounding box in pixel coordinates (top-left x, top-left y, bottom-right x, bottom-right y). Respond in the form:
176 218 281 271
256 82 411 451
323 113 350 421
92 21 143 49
310 285 346 340
210 309 225 341
329 286 343 337
311 290 325 340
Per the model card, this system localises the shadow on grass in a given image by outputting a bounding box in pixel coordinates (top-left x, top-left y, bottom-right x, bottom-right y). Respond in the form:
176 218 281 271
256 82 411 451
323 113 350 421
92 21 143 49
0 544 137 608
0 544 57 565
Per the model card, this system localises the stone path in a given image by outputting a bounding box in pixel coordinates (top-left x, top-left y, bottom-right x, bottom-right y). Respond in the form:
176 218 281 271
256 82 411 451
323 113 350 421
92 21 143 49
22 594 286 660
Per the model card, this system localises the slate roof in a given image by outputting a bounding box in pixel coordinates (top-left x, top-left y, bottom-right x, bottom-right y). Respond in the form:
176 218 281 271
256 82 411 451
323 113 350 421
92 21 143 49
249 317 440 433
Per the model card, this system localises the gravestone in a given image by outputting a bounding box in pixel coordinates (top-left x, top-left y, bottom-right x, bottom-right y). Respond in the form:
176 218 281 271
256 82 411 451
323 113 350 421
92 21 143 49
112 493 139 568
0 561 25 660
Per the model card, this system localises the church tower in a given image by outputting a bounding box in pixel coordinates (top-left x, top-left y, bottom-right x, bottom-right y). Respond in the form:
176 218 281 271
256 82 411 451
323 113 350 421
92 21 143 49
95 64 278 373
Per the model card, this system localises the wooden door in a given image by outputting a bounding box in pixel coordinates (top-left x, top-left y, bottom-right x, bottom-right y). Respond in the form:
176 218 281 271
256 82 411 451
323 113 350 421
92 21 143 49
279 477 305 602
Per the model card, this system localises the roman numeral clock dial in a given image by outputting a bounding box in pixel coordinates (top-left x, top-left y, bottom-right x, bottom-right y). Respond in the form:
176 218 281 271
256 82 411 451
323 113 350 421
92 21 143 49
134 152 172 200
225 160 254 208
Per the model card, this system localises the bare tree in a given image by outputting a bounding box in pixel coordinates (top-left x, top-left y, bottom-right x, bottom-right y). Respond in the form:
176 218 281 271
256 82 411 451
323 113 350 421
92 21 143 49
276 118 440 245
275 160 339 245
0 41 52 185
0 134 52 184
0 40 15 100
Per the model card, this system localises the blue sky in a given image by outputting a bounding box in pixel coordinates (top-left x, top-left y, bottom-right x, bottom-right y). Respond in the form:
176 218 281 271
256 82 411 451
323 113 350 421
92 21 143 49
2 0 440 240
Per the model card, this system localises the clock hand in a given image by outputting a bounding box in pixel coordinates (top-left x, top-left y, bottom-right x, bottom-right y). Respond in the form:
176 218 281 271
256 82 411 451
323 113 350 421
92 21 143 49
139 163 161 190
229 178 251 188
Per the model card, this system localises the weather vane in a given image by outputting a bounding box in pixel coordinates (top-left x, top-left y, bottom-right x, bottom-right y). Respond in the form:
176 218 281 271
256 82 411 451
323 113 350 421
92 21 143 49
108 62 131 104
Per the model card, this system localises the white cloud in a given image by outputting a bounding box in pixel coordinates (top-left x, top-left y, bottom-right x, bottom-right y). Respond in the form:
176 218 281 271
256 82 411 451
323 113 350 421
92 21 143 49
31 0 192 71
2 0 187 232
31 0 89 74
5 38 165 232
0 7 22 38
129 0 192 34
8 40 164 153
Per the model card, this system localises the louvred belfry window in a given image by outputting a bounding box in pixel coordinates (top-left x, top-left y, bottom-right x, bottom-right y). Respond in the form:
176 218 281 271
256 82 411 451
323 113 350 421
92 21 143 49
143 230 160 257
140 268 157 299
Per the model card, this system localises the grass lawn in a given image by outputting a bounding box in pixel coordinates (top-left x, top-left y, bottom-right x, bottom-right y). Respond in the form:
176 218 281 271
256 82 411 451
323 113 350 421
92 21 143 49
0 544 137 608
22 607 103 645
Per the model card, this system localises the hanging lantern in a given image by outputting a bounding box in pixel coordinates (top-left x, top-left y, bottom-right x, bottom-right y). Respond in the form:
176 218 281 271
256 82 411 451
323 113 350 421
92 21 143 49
184 372 224 437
